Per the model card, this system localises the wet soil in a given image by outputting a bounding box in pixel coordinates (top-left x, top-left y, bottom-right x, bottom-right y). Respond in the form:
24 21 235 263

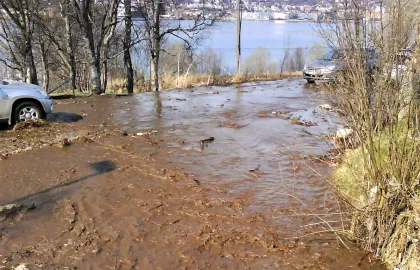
0 80 386 269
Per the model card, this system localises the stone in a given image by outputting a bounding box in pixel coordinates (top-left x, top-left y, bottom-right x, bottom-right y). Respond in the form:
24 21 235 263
335 128 354 139
318 104 332 111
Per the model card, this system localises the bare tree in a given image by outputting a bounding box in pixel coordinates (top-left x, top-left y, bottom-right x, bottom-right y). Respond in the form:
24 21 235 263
36 30 52 91
196 48 223 77
243 46 273 75
134 0 216 92
72 0 120 94
293 47 304 71
0 0 44 84
61 0 78 91
35 0 79 92
280 48 290 74
124 0 134 94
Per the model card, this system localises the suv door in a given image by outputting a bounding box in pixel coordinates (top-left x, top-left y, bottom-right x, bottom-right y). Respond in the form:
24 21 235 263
0 88 9 120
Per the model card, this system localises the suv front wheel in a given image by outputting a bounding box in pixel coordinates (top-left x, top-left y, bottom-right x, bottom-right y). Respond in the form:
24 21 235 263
14 101 45 123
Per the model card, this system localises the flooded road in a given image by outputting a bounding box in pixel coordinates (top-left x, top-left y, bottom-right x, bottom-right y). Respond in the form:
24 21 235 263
114 80 340 233
0 79 386 269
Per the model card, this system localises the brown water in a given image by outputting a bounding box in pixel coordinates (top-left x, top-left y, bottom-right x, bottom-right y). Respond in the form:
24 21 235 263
0 79 386 269
113 80 342 233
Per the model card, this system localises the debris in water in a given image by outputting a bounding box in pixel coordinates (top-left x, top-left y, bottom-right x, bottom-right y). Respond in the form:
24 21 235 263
249 165 260 172
176 98 187 101
318 104 332 111
13 119 49 131
200 137 215 144
12 263 29 270
290 118 318 127
335 128 354 139
200 137 215 151
302 129 315 136
57 138 71 148
219 122 247 129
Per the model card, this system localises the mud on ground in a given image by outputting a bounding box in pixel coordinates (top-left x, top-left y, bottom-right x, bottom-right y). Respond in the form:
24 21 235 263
0 81 385 269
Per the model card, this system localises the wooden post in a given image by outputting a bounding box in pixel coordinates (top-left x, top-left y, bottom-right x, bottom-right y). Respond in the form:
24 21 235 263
236 0 241 75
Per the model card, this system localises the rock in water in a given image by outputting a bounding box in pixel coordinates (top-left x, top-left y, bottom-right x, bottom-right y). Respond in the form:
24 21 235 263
58 138 71 148
335 128 354 139
318 104 332 111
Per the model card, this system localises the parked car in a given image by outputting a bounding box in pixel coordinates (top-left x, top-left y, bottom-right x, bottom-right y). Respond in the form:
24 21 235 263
303 50 342 83
303 48 378 83
390 49 413 81
0 81 53 126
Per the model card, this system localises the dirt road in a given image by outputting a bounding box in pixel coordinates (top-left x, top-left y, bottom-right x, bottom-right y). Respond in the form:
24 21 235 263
0 80 385 269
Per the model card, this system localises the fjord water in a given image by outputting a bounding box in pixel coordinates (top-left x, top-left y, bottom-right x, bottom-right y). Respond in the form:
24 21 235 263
134 20 326 71
200 21 325 69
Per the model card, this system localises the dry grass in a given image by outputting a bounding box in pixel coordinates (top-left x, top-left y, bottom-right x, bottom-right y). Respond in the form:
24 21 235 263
318 1 420 269
104 72 302 94
49 71 302 97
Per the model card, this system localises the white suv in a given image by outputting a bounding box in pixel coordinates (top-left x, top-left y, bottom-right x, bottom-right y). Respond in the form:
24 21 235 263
0 81 53 125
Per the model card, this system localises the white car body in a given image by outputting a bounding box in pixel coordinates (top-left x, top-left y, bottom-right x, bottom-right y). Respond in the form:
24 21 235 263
0 80 53 125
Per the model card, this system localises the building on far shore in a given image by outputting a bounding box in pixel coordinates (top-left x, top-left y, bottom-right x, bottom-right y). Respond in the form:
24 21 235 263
270 12 287 20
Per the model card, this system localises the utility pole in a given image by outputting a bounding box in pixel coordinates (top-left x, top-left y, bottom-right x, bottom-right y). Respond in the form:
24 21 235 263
236 0 241 75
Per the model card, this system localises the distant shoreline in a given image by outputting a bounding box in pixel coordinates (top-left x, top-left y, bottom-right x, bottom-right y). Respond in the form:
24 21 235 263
241 19 319 22
133 17 322 23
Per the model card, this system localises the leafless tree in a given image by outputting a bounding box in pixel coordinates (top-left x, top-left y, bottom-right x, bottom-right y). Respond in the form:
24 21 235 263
196 48 222 77
72 0 120 94
243 46 274 74
133 0 216 91
35 0 79 92
280 48 290 74
123 0 134 94
0 0 46 84
293 47 304 71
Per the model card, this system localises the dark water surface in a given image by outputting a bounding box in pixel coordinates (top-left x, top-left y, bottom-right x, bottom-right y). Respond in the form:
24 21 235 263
112 79 386 268
113 79 345 233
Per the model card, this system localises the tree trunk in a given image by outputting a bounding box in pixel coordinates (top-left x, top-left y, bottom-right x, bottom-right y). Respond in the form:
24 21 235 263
25 39 38 85
151 33 160 91
102 47 108 92
149 0 161 92
145 23 152 91
69 55 77 90
150 52 159 92
236 0 241 75
91 54 102 95
78 0 102 94
124 0 134 94
40 42 49 91
99 0 118 94
62 1 77 90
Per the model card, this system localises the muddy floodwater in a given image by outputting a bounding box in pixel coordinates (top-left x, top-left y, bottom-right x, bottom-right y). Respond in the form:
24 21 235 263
114 80 339 231
0 79 385 269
